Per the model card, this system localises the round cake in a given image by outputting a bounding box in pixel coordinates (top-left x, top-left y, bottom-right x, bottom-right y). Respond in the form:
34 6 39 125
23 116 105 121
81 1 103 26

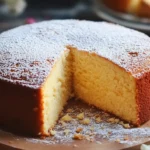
0 20 150 136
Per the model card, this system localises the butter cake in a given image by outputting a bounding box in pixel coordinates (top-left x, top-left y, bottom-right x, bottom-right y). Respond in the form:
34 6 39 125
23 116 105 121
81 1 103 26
0 20 150 136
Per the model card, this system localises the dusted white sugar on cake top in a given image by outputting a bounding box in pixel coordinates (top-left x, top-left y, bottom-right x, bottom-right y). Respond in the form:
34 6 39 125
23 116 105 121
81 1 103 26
0 20 150 88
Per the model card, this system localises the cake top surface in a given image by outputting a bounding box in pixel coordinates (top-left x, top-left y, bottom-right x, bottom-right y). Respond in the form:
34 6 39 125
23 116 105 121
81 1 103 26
0 20 150 89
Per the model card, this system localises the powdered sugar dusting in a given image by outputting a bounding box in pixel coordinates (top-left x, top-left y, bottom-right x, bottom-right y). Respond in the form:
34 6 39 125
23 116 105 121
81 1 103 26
1 20 150 88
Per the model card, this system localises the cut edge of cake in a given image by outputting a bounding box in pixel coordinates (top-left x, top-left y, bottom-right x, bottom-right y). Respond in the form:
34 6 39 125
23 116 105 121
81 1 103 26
40 49 73 136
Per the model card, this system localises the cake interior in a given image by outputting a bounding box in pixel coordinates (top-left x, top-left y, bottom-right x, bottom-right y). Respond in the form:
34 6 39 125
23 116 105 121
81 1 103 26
72 48 138 125
40 50 72 135
38 47 138 135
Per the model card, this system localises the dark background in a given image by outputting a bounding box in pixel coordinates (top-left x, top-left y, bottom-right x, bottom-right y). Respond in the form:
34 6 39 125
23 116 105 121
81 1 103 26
0 0 150 35
0 0 99 32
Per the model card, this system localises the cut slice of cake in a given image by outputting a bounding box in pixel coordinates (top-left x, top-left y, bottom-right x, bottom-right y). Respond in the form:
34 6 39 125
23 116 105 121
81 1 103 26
1 20 150 136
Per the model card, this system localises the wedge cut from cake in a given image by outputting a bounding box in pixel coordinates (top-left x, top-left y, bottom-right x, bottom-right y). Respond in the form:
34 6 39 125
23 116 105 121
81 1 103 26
0 20 150 136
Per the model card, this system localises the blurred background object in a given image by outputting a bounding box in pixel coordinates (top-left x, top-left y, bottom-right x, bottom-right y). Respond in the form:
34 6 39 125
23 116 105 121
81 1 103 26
0 0 27 17
102 0 150 18
94 0 150 33
0 0 96 32
0 0 150 34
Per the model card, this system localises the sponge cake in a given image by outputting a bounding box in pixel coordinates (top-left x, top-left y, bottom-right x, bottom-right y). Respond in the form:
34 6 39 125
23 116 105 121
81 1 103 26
0 20 150 136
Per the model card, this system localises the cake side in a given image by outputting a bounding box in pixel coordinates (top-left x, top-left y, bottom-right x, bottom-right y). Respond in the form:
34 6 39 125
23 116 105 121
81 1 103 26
0 79 43 136
136 72 150 125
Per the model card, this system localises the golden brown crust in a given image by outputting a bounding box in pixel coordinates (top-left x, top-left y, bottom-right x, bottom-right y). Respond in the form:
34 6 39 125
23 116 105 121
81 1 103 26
0 79 43 136
136 72 150 125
